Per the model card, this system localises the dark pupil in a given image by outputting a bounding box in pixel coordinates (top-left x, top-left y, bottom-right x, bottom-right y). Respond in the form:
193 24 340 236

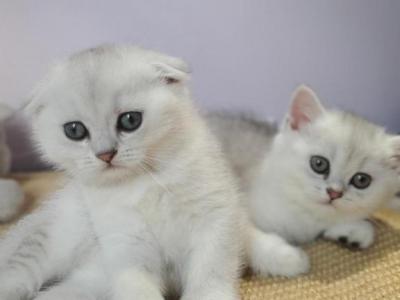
351 173 372 189
118 111 142 132
64 122 87 141
310 155 329 175
358 175 366 183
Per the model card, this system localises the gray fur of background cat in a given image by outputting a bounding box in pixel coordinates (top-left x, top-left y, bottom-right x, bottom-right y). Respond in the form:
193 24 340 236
205 112 277 192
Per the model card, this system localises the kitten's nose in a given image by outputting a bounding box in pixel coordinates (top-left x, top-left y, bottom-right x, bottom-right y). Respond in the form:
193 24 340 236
96 149 117 164
326 188 343 201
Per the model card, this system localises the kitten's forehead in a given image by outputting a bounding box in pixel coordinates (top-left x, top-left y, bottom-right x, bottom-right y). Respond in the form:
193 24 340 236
38 47 164 120
314 112 386 153
64 51 151 100
28 45 189 120
303 111 392 174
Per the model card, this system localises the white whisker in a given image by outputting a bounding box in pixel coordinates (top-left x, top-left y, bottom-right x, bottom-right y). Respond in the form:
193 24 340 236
139 162 175 197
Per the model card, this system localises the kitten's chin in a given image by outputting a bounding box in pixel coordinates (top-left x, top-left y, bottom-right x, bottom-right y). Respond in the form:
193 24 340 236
314 199 368 220
75 165 143 186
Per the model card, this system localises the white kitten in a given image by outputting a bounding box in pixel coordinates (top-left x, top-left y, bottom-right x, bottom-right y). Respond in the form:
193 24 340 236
0 45 244 300
0 104 24 222
208 85 400 277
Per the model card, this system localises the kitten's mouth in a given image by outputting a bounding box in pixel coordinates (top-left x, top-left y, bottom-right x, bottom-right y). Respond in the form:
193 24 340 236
103 163 122 171
318 199 335 207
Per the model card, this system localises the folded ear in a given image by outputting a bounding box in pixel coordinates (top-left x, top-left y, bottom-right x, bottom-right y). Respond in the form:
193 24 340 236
284 85 325 131
0 103 15 121
153 56 190 85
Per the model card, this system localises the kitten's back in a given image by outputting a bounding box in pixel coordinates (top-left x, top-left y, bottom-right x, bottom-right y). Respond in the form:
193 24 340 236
205 112 277 189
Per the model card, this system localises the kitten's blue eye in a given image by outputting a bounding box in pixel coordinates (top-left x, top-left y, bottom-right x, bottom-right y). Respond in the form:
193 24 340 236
117 111 143 132
310 155 330 175
63 122 88 141
350 173 372 189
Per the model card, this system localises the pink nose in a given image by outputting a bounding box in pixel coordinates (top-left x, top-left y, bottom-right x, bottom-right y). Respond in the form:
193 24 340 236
96 150 117 163
327 188 343 201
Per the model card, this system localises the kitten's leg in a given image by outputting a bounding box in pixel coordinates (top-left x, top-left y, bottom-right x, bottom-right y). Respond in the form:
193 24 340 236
0 198 90 300
35 253 109 300
247 225 310 277
0 209 55 300
97 210 164 300
181 220 242 300
112 269 164 300
323 219 374 249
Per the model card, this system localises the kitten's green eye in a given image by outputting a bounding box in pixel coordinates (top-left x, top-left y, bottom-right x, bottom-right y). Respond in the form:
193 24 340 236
117 111 143 132
350 173 372 189
310 155 330 175
63 122 88 141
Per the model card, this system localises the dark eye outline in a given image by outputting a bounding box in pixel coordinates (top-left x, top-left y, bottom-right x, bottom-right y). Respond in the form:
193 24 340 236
63 121 88 141
350 172 372 189
117 111 143 133
310 155 330 175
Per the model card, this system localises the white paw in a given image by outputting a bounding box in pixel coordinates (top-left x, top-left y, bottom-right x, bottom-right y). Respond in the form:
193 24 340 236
253 244 310 277
324 220 374 249
0 274 32 300
270 245 310 277
0 284 28 300
113 270 164 300
35 289 96 300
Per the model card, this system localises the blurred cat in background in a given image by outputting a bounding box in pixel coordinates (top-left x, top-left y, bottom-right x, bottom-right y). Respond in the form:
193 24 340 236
0 104 24 222
208 85 400 277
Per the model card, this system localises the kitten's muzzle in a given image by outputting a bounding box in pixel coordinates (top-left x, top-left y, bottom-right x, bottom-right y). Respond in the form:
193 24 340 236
326 188 343 201
96 149 118 164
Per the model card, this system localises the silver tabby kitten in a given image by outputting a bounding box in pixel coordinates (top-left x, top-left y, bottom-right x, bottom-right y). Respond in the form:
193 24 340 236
207 85 400 277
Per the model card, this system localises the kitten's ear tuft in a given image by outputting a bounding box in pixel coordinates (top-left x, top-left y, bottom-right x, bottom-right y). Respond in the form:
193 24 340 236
153 57 190 85
286 85 325 131
389 136 400 171
23 93 45 118
0 103 15 121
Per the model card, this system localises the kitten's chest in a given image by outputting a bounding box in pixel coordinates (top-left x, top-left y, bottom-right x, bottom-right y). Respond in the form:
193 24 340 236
254 199 327 243
137 191 198 254
278 211 326 243
85 183 197 259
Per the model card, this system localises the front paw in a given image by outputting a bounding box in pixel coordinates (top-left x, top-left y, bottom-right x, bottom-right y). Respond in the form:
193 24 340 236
0 285 29 300
0 275 32 300
251 244 310 277
323 220 374 250
249 231 310 277
270 245 310 277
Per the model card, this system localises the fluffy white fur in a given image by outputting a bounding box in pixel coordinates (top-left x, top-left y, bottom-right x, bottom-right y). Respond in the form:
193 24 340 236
0 45 244 300
208 85 400 277
0 104 24 222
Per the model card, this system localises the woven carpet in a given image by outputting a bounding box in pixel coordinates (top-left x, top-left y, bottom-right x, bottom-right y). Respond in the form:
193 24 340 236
1 172 400 299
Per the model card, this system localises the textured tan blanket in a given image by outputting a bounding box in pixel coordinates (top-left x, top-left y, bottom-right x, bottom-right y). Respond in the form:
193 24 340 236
1 172 400 299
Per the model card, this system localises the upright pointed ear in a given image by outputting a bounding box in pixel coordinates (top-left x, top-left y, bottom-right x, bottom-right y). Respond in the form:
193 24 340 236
285 85 325 131
388 136 400 171
153 56 190 85
0 103 14 121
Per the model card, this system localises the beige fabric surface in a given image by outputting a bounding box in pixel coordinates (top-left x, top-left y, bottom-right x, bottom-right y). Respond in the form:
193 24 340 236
1 172 400 299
